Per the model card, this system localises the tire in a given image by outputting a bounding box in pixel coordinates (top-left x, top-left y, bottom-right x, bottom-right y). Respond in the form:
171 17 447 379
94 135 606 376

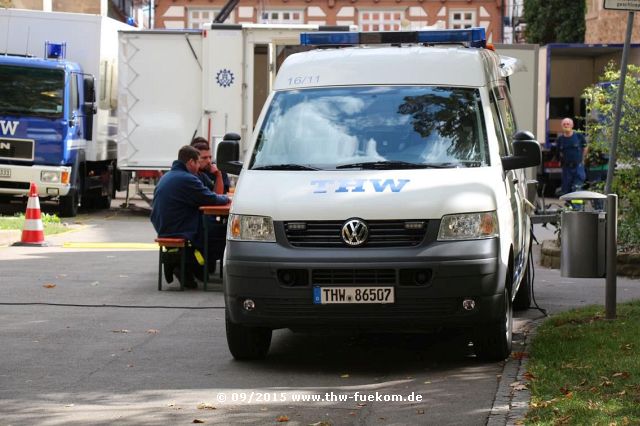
59 189 79 217
513 263 532 311
474 287 513 362
225 310 272 360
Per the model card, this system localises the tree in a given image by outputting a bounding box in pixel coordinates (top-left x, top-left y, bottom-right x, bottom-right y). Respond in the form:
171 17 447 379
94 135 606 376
523 0 585 44
583 64 640 249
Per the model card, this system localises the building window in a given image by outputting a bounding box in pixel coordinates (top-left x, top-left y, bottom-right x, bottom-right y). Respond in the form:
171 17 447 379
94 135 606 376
189 8 235 28
359 10 403 31
449 10 476 29
260 10 304 24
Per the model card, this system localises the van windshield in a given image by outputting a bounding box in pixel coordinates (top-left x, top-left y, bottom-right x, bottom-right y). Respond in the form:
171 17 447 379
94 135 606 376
0 65 64 118
250 86 489 170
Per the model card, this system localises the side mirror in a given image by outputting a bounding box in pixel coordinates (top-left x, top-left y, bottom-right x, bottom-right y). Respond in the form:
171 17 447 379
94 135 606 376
501 131 541 170
216 132 242 175
82 75 97 116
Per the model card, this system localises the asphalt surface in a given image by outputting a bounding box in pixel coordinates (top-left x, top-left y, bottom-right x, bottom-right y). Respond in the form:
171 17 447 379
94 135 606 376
1 198 639 425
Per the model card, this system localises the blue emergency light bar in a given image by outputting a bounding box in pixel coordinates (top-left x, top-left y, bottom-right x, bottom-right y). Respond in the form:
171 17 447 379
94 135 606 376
300 28 486 48
44 41 66 60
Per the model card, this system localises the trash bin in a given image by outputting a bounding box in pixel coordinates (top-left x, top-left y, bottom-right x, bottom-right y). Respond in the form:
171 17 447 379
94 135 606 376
559 191 607 278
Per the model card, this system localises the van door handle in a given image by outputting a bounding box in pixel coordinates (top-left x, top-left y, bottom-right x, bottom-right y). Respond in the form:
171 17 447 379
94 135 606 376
513 179 519 184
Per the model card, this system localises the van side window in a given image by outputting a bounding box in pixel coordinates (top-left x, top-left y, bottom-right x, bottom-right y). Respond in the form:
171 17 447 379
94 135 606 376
493 85 518 150
489 91 509 156
69 73 79 113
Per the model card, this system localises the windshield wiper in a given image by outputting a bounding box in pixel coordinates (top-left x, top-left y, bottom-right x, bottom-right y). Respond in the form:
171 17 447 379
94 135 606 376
252 163 321 171
336 161 450 170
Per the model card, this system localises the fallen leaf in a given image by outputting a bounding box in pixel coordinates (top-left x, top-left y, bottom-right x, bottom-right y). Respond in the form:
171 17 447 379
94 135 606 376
192 420 205 424
111 329 129 333
621 343 633 351
613 372 631 379
259 407 268 411
356 403 367 407
275 415 289 422
64 403 74 408
416 409 425 414
560 385 571 395
522 372 535 381
43 283 56 288
167 402 175 407
511 352 528 360
340 374 350 378
600 377 614 387
127 364 134 368
197 403 216 410
90 281 99 286
510 381 527 391
423 381 432 384
146 329 160 334
309 422 332 426
578 379 588 387
556 415 572 425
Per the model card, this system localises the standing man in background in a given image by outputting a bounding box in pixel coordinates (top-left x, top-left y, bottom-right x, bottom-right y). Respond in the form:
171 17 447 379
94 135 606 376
557 117 587 195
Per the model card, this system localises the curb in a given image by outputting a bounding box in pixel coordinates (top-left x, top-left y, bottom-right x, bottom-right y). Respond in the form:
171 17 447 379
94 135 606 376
488 318 543 426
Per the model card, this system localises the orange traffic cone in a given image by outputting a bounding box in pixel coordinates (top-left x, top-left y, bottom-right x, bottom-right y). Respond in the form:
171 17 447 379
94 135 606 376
13 183 47 246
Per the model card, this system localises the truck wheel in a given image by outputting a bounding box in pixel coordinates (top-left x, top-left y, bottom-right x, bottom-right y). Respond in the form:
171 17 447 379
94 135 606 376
513 263 532 311
59 189 79 217
473 287 513 362
225 310 272 360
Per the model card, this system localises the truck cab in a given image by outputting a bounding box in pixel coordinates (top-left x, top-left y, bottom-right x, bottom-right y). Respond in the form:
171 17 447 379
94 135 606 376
217 28 541 361
0 47 97 216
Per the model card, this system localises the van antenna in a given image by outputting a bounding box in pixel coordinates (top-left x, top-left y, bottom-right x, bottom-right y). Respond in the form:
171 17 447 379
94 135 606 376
25 26 30 56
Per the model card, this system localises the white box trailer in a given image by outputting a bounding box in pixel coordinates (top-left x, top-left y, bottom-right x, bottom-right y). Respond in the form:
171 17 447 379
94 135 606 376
117 23 347 171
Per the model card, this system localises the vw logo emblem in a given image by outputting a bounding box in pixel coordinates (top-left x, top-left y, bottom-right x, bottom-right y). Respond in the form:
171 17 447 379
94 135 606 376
341 219 369 246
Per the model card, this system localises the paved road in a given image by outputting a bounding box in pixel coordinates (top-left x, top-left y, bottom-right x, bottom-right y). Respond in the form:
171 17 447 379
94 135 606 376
1 200 638 425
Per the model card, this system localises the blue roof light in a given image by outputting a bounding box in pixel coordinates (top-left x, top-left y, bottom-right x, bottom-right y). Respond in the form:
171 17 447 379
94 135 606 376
300 32 360 46
300 28 486 48
44 41 66 60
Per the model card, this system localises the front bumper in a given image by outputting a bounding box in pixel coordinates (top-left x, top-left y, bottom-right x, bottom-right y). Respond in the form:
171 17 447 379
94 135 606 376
0 164 71 197
225 236 505 331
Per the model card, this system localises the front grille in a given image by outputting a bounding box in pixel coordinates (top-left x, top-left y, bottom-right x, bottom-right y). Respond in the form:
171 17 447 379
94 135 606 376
312 269 396 285
284 220 427 248
261 297 459 319
0 180 30 190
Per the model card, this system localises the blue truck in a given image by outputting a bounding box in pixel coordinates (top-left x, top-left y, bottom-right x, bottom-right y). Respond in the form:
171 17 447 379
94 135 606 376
0 9 131 216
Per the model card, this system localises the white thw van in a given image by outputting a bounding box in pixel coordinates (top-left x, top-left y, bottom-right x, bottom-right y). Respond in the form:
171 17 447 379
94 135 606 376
216 28 541 361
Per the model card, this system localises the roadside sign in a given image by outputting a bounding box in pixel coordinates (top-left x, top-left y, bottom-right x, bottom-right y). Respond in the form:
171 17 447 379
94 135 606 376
604 0 640 11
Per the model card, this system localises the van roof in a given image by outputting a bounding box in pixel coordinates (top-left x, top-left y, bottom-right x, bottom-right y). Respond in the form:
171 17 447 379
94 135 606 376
274 45 503 90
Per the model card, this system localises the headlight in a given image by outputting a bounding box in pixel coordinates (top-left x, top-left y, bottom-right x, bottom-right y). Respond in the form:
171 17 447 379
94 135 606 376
40 170 61 183
437 211 498 241
228 214 276 242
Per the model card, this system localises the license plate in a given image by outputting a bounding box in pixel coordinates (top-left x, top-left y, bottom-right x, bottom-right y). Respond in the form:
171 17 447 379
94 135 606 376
0 168 10 178
313 286 394 304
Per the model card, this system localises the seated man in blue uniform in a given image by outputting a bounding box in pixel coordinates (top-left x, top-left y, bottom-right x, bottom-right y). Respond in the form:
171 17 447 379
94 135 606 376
191 138 231 274
151 145 229 287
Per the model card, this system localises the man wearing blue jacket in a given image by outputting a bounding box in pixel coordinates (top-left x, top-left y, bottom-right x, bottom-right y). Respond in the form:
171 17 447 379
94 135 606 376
151 145 229 287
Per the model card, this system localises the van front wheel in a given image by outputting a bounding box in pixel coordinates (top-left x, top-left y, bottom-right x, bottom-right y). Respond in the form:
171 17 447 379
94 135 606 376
225 310 272 360
473 288 513 361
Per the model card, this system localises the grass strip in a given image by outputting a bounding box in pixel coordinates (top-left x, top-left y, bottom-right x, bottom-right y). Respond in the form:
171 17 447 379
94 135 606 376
526 301 640 425
0 213 69 235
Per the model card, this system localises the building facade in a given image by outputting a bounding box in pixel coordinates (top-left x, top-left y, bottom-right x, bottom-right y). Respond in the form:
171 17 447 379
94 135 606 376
586 0 640 44
0 0 142 24
155 0 505 42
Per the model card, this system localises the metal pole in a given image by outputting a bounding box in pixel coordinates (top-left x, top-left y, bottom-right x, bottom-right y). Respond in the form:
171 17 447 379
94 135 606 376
605 194 618 320
605 11 634 194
